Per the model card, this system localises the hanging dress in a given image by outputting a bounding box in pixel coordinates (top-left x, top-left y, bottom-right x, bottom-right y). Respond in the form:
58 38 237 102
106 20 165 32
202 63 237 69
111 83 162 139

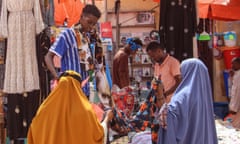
0 0 45 94
159 0 197 61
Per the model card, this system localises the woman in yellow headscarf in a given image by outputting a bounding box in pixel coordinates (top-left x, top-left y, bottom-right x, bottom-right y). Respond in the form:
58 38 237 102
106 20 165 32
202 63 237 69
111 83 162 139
27 70 109 144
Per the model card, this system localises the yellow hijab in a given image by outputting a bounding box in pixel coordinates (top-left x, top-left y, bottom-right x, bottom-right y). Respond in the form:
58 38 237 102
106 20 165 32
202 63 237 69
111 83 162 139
27 71 104 144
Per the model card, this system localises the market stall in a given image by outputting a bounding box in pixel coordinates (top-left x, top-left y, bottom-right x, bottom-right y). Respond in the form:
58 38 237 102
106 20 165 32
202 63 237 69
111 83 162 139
197 0 240 100
108 1 240 143
197 0 240 141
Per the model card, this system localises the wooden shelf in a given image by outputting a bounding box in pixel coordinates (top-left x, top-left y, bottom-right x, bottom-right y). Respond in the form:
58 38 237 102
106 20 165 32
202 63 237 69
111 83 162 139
219 46 240 51
112 24 155 28
131 63 152 67
142 76 153 79
130 76 152 81
0 37 6 41
107 10 155 14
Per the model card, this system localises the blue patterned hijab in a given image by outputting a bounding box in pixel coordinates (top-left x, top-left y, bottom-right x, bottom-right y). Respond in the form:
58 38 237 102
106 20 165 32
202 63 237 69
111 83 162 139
158 58 218 144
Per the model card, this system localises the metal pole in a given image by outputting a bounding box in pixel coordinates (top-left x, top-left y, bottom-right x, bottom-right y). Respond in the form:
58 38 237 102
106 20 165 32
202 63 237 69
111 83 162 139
104 0 108 22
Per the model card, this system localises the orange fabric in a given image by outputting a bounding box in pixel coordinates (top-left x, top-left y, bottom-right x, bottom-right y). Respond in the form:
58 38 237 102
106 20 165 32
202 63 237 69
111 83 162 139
27 71 104 144
198 3 210 19
54 0 84 27
92 103 104 122
209 4 240 21
198 0 240 20
198 0 214 3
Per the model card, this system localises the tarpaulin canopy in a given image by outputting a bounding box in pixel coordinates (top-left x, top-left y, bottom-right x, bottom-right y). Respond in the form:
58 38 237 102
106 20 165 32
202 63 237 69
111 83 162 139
54 0 84 27
198 0 240 21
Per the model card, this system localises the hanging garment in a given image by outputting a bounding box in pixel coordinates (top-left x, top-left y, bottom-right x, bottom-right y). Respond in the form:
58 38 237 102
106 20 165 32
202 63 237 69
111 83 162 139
36 28 52 102
40 0 55 26
54 0 84 27
6 90 40 139
0 0 45 93
95 61 111 109
159 0 197 61
229 70 240 113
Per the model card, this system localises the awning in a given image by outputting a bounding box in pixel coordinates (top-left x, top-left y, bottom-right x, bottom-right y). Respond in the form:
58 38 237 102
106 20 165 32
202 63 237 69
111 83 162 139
198 0 240 21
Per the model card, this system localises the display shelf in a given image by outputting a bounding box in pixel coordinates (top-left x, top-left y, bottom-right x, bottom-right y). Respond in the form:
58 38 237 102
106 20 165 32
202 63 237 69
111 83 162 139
130 52 153 84
107 10 155 27
107 10 155 14
219 46 240 51
112 24 155 28
131 63 152 67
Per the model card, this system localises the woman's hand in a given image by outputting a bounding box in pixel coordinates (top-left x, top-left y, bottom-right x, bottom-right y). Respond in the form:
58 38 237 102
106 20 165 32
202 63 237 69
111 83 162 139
158 103 168 129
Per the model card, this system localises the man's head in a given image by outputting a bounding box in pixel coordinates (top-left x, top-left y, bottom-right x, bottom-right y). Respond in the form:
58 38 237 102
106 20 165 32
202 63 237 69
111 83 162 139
80 4 101 32
146 41 166 64
232 57 240 71
126 37 143 55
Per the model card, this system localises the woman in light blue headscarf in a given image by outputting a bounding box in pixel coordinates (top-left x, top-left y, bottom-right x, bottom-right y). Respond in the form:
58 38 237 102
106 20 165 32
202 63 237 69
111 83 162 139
158 58 218 144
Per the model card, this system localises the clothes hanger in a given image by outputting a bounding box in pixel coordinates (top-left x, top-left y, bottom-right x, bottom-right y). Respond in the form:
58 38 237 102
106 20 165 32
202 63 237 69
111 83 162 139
198 19 211 41
208 19 213 48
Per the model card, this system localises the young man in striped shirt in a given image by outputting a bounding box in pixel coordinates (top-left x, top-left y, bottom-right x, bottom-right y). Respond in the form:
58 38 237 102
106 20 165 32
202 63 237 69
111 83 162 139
44 4 101 97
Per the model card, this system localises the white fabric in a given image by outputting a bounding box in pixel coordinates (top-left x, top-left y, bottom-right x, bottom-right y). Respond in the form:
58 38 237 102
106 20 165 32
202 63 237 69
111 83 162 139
0 0 44 93
131 131 152 144
229 70 240 112
101 121 108 144
96 65 111 108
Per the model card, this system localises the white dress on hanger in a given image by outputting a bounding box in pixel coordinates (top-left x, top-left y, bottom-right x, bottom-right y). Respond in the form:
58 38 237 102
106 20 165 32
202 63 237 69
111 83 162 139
0 0 44 93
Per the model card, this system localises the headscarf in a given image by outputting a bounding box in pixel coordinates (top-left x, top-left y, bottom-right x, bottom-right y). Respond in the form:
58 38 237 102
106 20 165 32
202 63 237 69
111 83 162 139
27 70 104 144
158 58 218 144
126 38 142 51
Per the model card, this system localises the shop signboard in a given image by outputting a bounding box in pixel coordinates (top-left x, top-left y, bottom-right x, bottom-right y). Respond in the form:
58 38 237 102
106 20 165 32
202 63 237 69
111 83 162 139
100 22 113 38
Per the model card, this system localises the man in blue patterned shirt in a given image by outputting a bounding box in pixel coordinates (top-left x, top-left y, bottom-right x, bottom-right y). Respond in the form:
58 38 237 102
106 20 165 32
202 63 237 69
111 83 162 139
44 4 101 97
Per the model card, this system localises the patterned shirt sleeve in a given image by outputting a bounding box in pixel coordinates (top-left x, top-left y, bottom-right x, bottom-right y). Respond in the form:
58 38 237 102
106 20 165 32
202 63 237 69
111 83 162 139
49 30 68 58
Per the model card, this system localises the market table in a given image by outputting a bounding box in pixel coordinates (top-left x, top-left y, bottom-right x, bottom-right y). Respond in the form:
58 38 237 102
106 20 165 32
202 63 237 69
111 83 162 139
111 119 240 144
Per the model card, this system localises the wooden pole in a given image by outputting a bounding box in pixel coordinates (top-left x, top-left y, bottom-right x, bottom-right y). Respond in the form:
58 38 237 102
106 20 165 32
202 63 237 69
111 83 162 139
115 0 120 50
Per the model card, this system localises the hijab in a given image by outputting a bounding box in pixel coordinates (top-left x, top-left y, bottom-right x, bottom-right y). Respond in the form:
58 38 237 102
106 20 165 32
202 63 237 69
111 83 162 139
158 58 218 144
28 70 104 144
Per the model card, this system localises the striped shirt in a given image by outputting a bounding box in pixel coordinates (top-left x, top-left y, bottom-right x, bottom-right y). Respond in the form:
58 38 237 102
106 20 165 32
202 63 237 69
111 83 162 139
50 28 81 74
50 28 90 96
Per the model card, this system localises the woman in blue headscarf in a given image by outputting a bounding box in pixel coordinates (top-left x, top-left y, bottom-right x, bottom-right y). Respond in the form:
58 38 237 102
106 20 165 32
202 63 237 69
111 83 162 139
157 58 218 144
